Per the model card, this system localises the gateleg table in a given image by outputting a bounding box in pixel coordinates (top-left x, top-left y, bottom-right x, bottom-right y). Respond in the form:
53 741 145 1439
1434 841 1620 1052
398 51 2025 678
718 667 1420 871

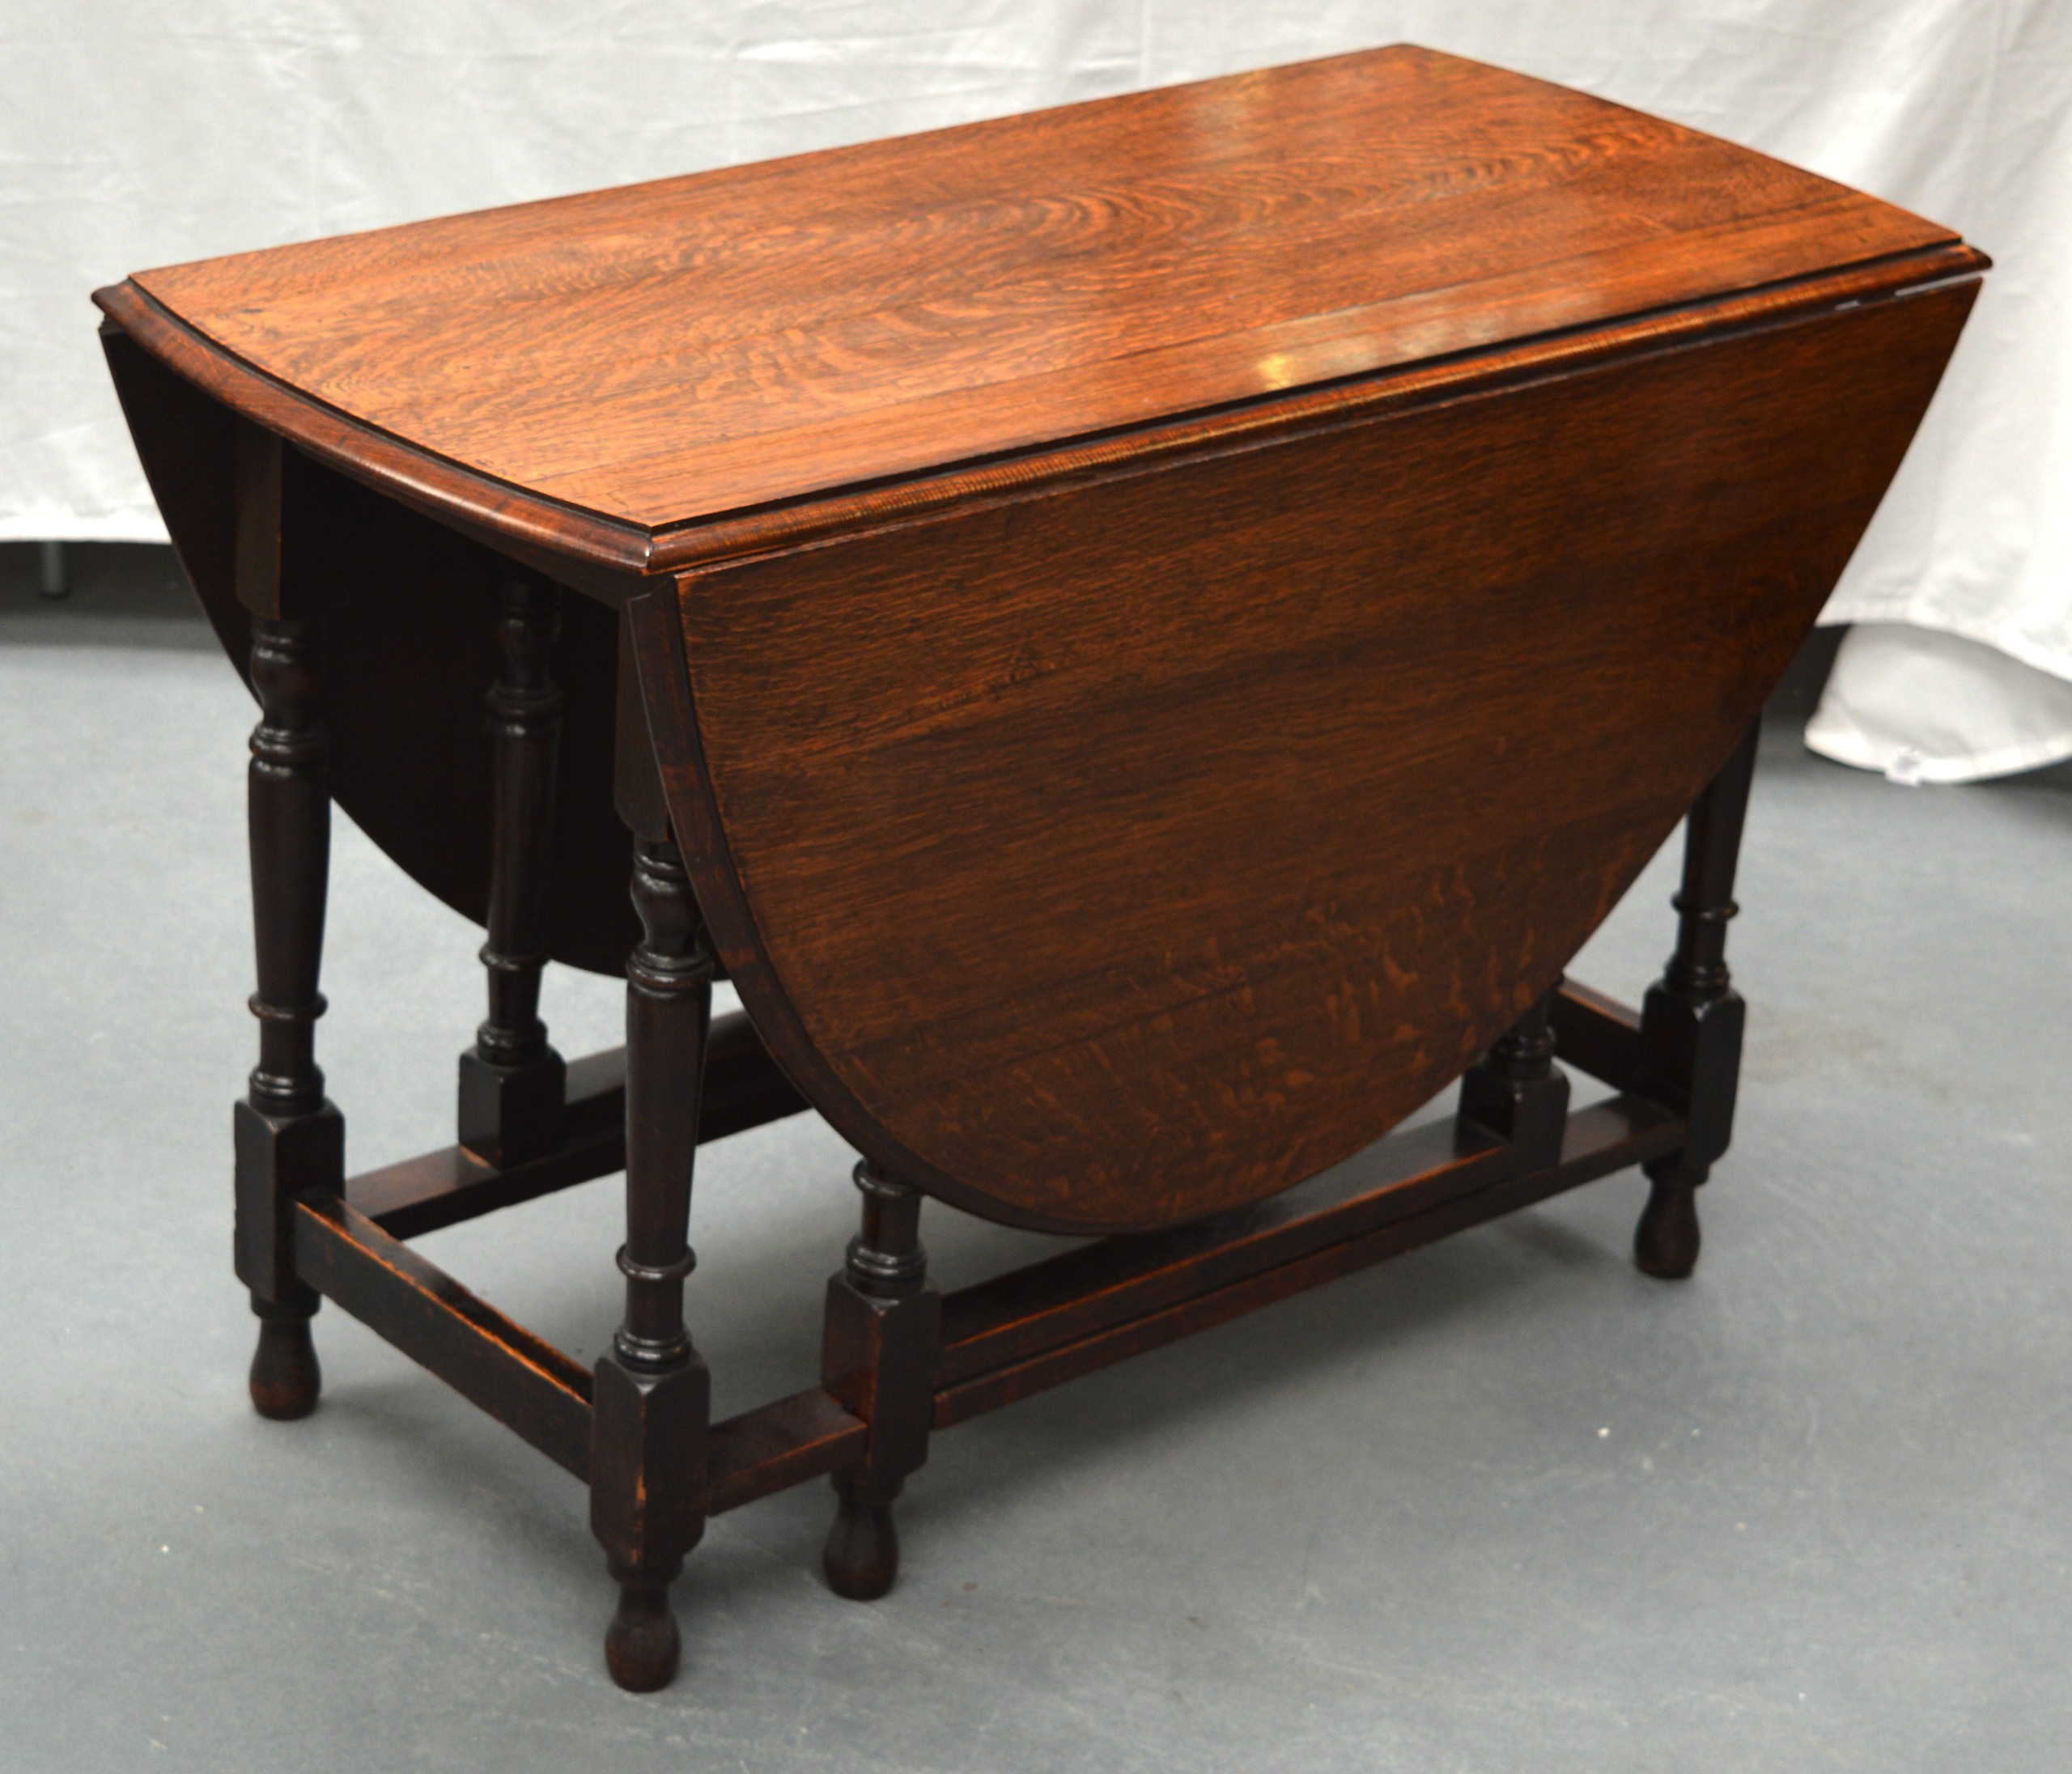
96 45 1984 1688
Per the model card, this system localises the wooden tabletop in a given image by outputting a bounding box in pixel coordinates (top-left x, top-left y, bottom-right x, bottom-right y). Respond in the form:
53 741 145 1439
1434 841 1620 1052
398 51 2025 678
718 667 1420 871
116 45 1955 549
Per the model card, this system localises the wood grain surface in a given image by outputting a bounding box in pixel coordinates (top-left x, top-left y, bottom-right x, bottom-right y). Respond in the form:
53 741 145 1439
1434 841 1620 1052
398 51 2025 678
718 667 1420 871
654 282 1976 1233
100 46 1984 1223
121 46 1955 538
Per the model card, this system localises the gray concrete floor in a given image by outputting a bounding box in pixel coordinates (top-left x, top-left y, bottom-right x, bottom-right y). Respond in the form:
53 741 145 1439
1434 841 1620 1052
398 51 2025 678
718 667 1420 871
2 546 2066 1771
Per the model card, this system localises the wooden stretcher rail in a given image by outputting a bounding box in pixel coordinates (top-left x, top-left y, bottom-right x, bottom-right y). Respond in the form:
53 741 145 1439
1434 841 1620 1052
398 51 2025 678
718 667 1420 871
288 990 1682 1526
933 1092 1681 1428
707 1388 869 1516
298 1182 876 1508
936 1118 1509 1388
294 1193 597 1480
349 1013 809 1240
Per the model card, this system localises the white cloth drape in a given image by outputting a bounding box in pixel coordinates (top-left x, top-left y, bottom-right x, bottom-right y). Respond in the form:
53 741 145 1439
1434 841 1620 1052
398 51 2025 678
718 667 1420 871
6 2 2066 749
1807 623 2072 783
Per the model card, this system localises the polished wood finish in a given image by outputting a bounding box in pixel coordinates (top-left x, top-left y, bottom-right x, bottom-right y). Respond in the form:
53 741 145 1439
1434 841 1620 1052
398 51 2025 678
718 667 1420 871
1549 978 1643 1093
96 335 642 975
707 1388 867 1517
96 46 1986 1692
116 48 1959 546
656 283 1974 1233
274 982 1678 1529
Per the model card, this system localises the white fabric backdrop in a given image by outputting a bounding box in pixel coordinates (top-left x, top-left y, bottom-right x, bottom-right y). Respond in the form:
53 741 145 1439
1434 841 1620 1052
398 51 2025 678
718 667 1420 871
6 2 2066 698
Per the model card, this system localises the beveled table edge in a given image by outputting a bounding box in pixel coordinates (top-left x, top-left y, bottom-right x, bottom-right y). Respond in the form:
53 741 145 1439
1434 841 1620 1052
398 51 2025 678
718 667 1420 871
94 239 1987 590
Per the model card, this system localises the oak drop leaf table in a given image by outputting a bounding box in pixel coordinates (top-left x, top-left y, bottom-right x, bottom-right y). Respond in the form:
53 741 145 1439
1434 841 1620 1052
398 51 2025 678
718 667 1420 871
96 46 1983 1690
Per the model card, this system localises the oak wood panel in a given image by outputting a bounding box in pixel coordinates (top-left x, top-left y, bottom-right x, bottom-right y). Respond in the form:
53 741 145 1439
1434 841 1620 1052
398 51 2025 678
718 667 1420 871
97 289 655 584
96 333 644 974
123 47 1953 533
665 283 1975 1233
295 457 643 976
100 244 1982 586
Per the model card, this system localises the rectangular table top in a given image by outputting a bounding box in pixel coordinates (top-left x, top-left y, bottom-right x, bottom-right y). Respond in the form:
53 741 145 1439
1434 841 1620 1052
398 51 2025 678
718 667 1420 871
118 45 1955 547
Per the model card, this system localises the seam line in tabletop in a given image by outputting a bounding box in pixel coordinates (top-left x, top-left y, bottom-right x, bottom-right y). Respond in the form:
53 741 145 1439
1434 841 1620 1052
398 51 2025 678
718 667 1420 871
531 190 1943 507
650 242 1985 572
97 240 1981 583
123 44 1934 519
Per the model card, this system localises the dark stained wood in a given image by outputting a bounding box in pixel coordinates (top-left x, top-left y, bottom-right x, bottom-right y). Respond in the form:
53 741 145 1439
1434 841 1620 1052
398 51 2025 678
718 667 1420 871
94 51 1986 1020
89 350 644 975
117 49 1960 541
236 607 332 1131
231 444 340 1420
1639 719 1760 1161
934 1093 1681 1428
291 1091 1679 1513
614 602 674 842
95 244 1983 582
247 1301 323 1424
99 322 242 643
97 282 652 580
1551 978 1643 1092
1635 719 1762 1279
1458 986 1570 1161
936 1118 1504 1390
458 568 568 1161
354 1020 809 1240
659 282 1976 1234
609 840 712 1374
293 1194 594 1478
96 47 1990 1692
357 1046 626 1239
821 1165 940 1600
707 1389 868 1517
591 836 715 1693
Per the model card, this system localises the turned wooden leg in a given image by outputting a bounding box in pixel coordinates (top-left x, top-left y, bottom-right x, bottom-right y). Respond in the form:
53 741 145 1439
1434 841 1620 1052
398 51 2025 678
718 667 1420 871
591 837 711 1692
1458 982 1570 1169
1634 1161 1703 1280
458 568 567 1165
234 614 341 1418
822 1163 940 1601
1634 719 1759 1280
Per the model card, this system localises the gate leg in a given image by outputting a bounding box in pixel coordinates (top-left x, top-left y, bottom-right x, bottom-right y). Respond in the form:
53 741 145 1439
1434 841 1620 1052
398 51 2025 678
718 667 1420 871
237 615 340 1416
591 836 711 1691
822 1163 940 1600
457 567 567 1165
1635 719 1760 1280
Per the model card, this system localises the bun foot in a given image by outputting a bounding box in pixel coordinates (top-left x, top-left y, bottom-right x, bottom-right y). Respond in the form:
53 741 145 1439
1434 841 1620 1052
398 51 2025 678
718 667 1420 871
823 1479 899 1601
605 1559 681 1691
1634 1160 1702 1280
248 1308 321 1420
